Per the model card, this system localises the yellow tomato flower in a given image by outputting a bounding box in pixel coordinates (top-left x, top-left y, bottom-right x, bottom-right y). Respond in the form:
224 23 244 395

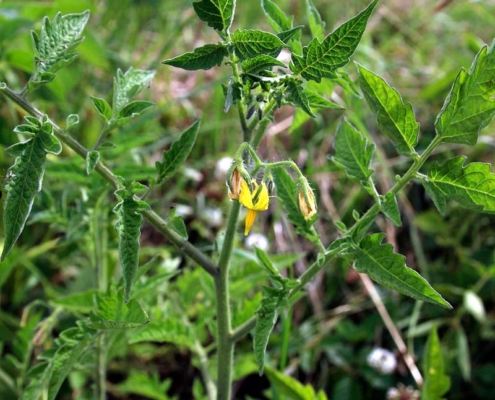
239 179 269 235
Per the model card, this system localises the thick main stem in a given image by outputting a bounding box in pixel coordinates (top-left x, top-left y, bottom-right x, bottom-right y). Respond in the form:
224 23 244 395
215 201 240 400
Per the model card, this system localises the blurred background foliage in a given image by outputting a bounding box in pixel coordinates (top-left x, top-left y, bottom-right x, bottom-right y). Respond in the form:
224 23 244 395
1 0 495 399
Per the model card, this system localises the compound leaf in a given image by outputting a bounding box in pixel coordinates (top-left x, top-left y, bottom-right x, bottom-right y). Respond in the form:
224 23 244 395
424 156 495 216
357 63 419 157
155 120 200 184
192 0 235 32
232 29 285 61
162 43 228 70
435 40 495 145
332 118 374 181
354 233 451 308
290 0 378 82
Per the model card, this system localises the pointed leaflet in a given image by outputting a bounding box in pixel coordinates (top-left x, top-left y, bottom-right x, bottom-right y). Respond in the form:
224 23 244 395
232 29 286 61
422 327 451 400
423 156 495 216
113 182 150 302
261 0 292 32
265 366 328 400
305 0 325 41
112 68 155 115
241 55 286 74
277 26 303 45
354 233 451 308
156 120 200 184
162 44 228 71
285 79 316 117
254 284 291 375
333 118 374 181
435 40 495 145
91 96 112 121
2 117 62 261
85 150 99 174
305 90 344 109
29 10 90 91
192 0 235 32
290 0 378 82
381 192 401 226
357 63 419 157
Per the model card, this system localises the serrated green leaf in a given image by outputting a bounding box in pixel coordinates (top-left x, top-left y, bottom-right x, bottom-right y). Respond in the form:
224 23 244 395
22 362 53 400
2 124 52 260
254 285 290 375
261 0 292 32
354 233 451 308
192 0 235 32
117 100 155 119
422 327 450 400
265 366 327 400
38 129 62 155
255 247 280 276
306 0 325 41
333 118 374 181
290 0 378 82
112 68 155 114
305 90 344 109
113 186 149 302
357 63 419 156
277 26 303 44
86 150 99 174
232 29 285 61
66 113 79 128
381 192 401 226
91 96 112 121
241 55 286 74
271 168 315 237
50 289 98 314
30 10 89 89
88 284 150 329
155 120 200 184
424 156 495 215
129 317 195 348
285 80 315 117
162 43 228 70
435 40 495 144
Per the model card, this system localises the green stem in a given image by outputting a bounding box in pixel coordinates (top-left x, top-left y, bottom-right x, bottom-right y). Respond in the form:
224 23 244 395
0 85 219 278
228 54 249 142
95 334 107 400
215 201 240 400
251 98 277 149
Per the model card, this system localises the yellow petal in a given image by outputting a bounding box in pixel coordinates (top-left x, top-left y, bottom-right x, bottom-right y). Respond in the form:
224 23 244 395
239 179 254 208
245 209 257 235
252 182 269 211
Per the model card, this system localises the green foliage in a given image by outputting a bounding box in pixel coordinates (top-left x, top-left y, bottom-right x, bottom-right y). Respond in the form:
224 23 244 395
2 116 61 260
422 327 451 400
353 233 451 308
290 0 378 82
285 79 316 117
265 366 328 399
29 10 90 91
357 63 419 157
162 44 228 71
193 0 235 32
435 40 495 144
155 120 201 185
232 29 285 60
261 0 292 32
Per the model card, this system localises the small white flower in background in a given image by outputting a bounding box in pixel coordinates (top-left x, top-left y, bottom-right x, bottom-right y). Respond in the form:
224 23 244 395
367 347 397 375
386 383 420 400
215 156 233 180
245 233 269 251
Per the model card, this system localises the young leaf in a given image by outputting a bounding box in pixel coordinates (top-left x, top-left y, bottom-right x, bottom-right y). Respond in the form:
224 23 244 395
66 114 79 129
422 327 451 400
261 0 292 32
255 247 281 276
86 150 99 174
167 208 188 240
117 100 155 119
1 117 62 260
435 40 495 145
423 156 495 216
112 68 155 115
357 63 419 157
381 192 401 226
271 168 315 238
162 43 228 70
193 0 235 32
241 55 286 74
113 184 150 302
254 285 290 375
265 366 328 400
290 0 378 82
332 118 374 181
305 90 344 109
285 79 316 117
353 233 451 308
91 96 112 121
232 29 286 61
306 0 325 41
155 120 201 184
29 10 90 91
277 26 303 45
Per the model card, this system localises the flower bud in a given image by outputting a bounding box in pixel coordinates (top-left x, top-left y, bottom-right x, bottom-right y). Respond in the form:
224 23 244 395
227 167 242 200
298 178 317 220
